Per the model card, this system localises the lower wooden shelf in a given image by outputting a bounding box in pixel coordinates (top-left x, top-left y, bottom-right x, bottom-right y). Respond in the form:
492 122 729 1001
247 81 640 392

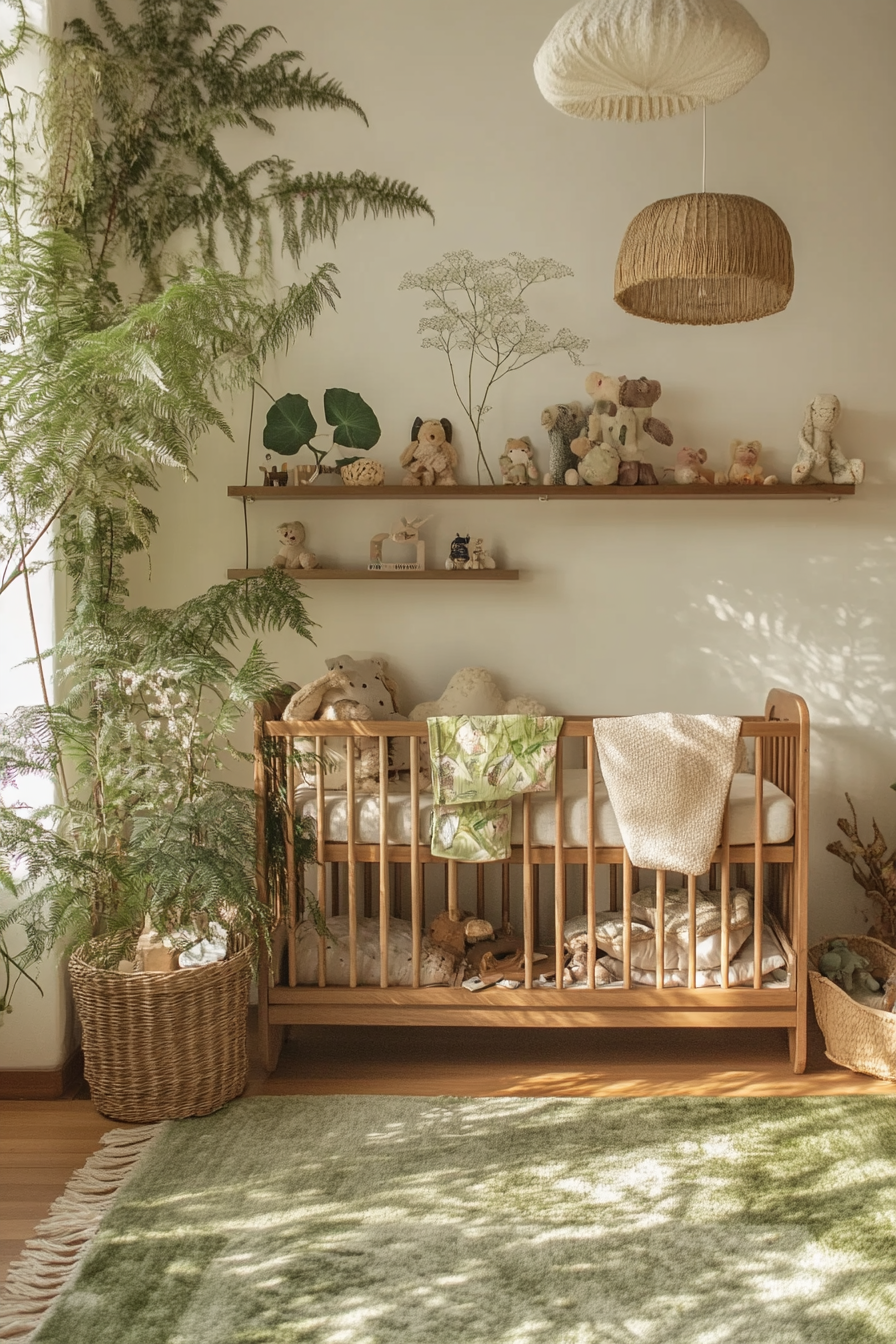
227 568 519 581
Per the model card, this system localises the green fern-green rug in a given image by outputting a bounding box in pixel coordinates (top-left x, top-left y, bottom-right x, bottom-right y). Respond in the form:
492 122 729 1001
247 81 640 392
9 1095 896 1343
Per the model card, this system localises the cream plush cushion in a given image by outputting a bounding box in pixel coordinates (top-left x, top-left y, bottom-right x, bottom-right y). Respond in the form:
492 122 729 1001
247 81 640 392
533 0 769 123
295 772 794 849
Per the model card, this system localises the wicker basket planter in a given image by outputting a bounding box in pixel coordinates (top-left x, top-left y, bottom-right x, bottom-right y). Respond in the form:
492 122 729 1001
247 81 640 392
69 936 253 1121
809 935 896 1082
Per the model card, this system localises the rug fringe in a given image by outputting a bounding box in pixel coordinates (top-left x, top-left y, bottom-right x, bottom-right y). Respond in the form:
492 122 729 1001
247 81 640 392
0 1123 163 1342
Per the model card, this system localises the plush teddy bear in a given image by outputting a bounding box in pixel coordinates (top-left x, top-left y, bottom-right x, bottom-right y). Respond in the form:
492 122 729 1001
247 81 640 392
665 446 727 486
408 667 547 720
400 417 459 487
792 394 864 486
499 437 539 485
282 655 412 792
273 521 318 570
613 376 673 486
728 439 778 486
540 402 588 485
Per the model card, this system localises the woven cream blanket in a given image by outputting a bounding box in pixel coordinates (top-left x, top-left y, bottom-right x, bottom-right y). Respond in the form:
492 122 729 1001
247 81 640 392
592 713 742 876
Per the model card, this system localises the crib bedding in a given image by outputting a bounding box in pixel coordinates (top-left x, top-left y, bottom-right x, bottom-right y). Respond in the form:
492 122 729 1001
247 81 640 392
295 770 794 849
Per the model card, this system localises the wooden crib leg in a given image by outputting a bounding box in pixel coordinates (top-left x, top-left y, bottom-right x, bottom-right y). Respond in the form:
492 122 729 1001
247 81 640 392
258 941 285 1074
788 1020 807 1074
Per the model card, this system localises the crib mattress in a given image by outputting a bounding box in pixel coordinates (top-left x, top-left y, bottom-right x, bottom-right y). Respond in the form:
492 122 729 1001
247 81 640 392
295 771 794 850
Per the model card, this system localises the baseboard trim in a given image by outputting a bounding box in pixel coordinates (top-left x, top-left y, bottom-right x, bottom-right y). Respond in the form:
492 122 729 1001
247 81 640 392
0 1047 84 1099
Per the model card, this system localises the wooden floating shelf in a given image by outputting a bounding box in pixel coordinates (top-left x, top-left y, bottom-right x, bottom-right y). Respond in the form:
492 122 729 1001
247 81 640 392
227 568 519 582
229 483 856 502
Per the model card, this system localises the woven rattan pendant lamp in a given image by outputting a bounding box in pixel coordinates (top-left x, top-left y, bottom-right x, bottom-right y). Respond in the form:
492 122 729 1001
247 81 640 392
614 190 794 325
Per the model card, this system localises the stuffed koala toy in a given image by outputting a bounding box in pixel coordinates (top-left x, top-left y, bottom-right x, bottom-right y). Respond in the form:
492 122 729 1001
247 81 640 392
541 402 587 485
499 436 539 485
273 521 317 570
401 418 458 487
728 439 778 486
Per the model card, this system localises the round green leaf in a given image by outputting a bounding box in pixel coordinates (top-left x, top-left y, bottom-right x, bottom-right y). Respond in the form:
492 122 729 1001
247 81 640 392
324 388 381 451
263 393 318 456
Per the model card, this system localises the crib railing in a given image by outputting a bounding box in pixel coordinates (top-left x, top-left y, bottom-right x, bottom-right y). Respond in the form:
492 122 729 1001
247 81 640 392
255 690 809 1069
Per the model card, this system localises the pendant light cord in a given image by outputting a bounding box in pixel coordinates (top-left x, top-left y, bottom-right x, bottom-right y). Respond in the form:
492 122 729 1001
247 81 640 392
702 103 707 192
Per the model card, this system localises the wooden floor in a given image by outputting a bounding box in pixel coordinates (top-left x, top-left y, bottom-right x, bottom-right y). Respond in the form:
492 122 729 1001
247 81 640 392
3 1012 895 1287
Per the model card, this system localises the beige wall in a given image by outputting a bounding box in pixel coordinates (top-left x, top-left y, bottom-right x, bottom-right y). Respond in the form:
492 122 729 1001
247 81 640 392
73 0 896 942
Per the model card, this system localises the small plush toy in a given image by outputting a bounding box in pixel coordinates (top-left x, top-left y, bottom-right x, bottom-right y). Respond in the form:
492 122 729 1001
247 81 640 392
282 655 414 793
401 417 459 487
728 439 778 486
665 446 727 486
540 402 588 485
818 938 880 994
570 432 619 486
464 538 496 570
408 667 547 720
614 375 674 486
445 533 471 569
499 437 539 485
792 394 864 486
273 520 318 569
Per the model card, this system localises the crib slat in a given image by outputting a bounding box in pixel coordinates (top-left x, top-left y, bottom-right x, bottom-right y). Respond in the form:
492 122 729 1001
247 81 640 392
609 864 619 913
654 869 666 992
622 851 633 990
410 735 422 990
720 796 731 991
315 735 327 988
502 863 511 935
448 860 460 920
753 736 764 990
346 734 358 990
687 873 697 989
555 749 566 991
332 861 340 918
378 736 389 989
586 736 597 990
286 750 298 989
477 867 485 919
523 793 534 990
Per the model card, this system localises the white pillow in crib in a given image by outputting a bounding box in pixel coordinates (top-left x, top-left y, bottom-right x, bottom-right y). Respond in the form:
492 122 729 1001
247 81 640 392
564 900 754 971
631 888 754 943
294 915 455 986
565 913 655 968
602 926 787 987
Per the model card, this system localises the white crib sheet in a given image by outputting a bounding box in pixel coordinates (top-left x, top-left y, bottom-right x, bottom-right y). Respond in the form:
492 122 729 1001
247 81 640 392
295 771 794 850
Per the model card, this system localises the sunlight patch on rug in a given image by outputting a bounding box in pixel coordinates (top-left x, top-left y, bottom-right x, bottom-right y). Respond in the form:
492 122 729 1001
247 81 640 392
15 1095 896 1343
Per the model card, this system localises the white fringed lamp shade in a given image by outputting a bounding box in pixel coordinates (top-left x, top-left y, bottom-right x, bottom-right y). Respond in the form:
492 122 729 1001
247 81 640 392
614 193 794 325
534 0 769 122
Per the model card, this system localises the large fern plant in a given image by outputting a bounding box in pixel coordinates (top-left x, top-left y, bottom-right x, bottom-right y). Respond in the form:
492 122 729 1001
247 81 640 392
0 0 431 987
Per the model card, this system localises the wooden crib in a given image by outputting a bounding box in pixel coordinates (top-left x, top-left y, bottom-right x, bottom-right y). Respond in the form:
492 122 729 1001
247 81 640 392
254 688 809 1073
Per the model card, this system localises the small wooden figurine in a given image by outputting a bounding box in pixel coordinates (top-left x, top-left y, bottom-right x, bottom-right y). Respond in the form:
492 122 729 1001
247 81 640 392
445 534 471 570
369 515 431 571
260 460 289 487
464 538 496 570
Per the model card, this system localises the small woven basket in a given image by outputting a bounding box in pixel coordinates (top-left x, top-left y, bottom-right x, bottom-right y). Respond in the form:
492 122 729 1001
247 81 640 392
70 936 253 1121
809 935 896 1082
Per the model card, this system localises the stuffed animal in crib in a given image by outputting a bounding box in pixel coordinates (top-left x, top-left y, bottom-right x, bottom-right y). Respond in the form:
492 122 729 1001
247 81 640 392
408 667 547 719
817 938 880 994
614 376 674 487
401 417 459 487
464 538 496 570
792 394 864 486
273 521 318 570
499 437 539 485
282 655 416 792
665 446 727 486
541 401 588 485
728 439 778 486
